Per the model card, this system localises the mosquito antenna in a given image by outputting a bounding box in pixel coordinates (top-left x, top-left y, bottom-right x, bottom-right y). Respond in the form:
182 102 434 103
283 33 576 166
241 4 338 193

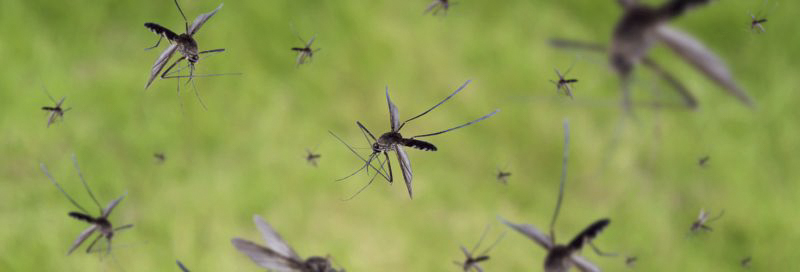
479 231 506 256
411 109 498 138
329 131 390 181
40 163 90 214
173 0 189 33
549 119 570 243
71 155 103 213
397 80 472 131
341 158 387 201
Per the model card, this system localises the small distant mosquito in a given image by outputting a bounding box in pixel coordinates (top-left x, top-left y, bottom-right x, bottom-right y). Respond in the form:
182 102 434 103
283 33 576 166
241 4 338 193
330 80 498 199
690 208 724 232
502 120 614 272
424 0 456 16
496 170 511 185
232 215 344 272
748 0 775 33
454 225 505 272
40 156 133 255
698 155 710 167
550 65 578 99
177 260 190 272
741 256 752 268
625 256 638 267
305 148 321 167
291 32 321 67
41 88 71 128
154 152 166 164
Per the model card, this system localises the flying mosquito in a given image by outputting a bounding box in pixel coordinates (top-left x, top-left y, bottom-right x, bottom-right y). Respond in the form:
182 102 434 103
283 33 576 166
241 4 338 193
625 256 638 267
40 156 133 256
698 155 710 167
305 148 322 167
232 215 344 272
741 256 752 268
424 0 455 16
41 88 71 128
501 120 615 272
154 152 166 164
177 260 190 272
454 225 505 272
330 80 498 199
550 65 578 99
690 208 724 232
144 0 232 108
496 170 511 185
551 0 753 111
291 33 321 67
748 0 775 33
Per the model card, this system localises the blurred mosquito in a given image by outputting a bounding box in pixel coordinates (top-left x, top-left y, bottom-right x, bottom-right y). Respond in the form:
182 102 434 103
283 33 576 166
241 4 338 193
177 260 190 272
625 256 638 267
40 156 133 256
291 31 321 67
331 80 498 199
502 120 615 272
550 64 578 99
698 155 710 167
454 225 505 272
496 170 511 185
41 87 71 128
144 0 234 108
741 256 752 268
551 0 753 111
232 215 344 272
154 152 166 164
305 148 321 167
690 208 724 232
748 0 776 33
424 0 456 16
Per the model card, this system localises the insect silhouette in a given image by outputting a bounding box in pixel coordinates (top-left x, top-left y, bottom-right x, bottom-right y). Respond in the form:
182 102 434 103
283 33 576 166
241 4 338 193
550 65 578 99
551 0 753 111
232 215 344 272
690 208 724 232
291 32 321 67
330 80 498 199
625 256 638 267
154 152 166 164
502 120 614 272
40 156 133 255
748 0 776 33
144 0 232 108
698 155 710 167
305 148 321 167
177 260 190 272
424 0 455 16
41 88 71 128
496 170 511 185
453 225 505 272
741 256 752 268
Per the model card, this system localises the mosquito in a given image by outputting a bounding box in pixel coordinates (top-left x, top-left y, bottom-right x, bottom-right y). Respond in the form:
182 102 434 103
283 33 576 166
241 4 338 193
625 256 638 267
748 0 775 33
741 256 752 268
550 65 578 100
154 152 166 164
501 120 614 272
41 88 71 128
40 156 133 256
291 32 321 67
454 225 505 272
331 80 498 199
424 0 456 16
496 170 511 185
305 148 321 167
232 215 344 272
552 0 753 111
177 260 190 272
144 0 233 108
690 208 724 232
698 155 710 167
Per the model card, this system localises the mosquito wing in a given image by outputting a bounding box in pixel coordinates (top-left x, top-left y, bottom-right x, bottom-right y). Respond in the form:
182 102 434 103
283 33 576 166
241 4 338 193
386 87 400 132
500 218 553 249
231 238 305 271
188 3 223 35
396 146 413 199
47 111 58 127
146 44 178 89
101 194 126 218
253 215 301 260
655 25 753 106
67 225 98 255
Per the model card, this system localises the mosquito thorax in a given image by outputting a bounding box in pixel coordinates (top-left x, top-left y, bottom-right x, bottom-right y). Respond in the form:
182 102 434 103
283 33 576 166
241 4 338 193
304 256 335 272
544 245 574 272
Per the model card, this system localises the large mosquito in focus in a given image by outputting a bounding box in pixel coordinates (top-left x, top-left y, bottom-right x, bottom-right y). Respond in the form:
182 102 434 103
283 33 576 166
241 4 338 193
40 156 133 256
144 0 231 107
690 208 724 232
550 64 578 99
41 88 71 128
291 32 321 67
454 225 505 272
501 120 615 272
232 215 344 272
330 80 498 199
551 0 753 111
424 0 456 16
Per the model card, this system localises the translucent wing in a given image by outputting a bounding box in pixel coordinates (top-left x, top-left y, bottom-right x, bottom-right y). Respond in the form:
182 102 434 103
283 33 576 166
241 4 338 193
188 3 223 35
67 225 98 255
500 218 552 250
254 215 301 260
655 25 754 106
396 146 413 199
386 87 400 132
146 44 178 89
231 238 305 272
102 194 126 218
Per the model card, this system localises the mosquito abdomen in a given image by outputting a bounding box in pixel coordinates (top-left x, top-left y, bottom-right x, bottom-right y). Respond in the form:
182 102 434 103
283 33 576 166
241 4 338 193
402 139 437 151
144 23 179 41
68 212 96 223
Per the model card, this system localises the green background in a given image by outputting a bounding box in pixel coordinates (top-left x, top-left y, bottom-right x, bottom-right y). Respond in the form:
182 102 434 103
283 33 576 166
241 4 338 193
1 0 798 271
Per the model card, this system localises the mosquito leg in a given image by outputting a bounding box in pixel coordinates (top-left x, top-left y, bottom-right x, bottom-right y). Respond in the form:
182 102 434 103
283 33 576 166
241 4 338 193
173 0 188 33
398 80 472 131
40 164 90 214
356 121 378 141
472 224 491 254
549 119 569 244
588 241 618 257
336 153 374 182
161 56 188 80
411 109 498 138
84 233 104 254
71 155 103 213
329 131 390 181
145 35 163 51
382 151 393 183
342 158 387 201
480 232 506 256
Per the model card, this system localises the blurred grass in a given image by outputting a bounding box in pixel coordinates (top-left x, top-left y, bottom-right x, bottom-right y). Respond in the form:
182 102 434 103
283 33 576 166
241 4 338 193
1 0 799 271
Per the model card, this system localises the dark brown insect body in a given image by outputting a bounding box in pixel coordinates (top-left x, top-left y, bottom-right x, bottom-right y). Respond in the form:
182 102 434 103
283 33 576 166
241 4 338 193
306 149 321 167
750 16 767 33
291 34 320 67
41 91 70 127
550 67 578 99
454 225 504 272
496 171 511 184
425 0 453 15
543 219 611 272
690 208 724 232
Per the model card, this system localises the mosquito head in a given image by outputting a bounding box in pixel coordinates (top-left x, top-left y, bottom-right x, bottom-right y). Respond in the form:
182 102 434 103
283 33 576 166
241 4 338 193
371 142 381 153
188 53 199 63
